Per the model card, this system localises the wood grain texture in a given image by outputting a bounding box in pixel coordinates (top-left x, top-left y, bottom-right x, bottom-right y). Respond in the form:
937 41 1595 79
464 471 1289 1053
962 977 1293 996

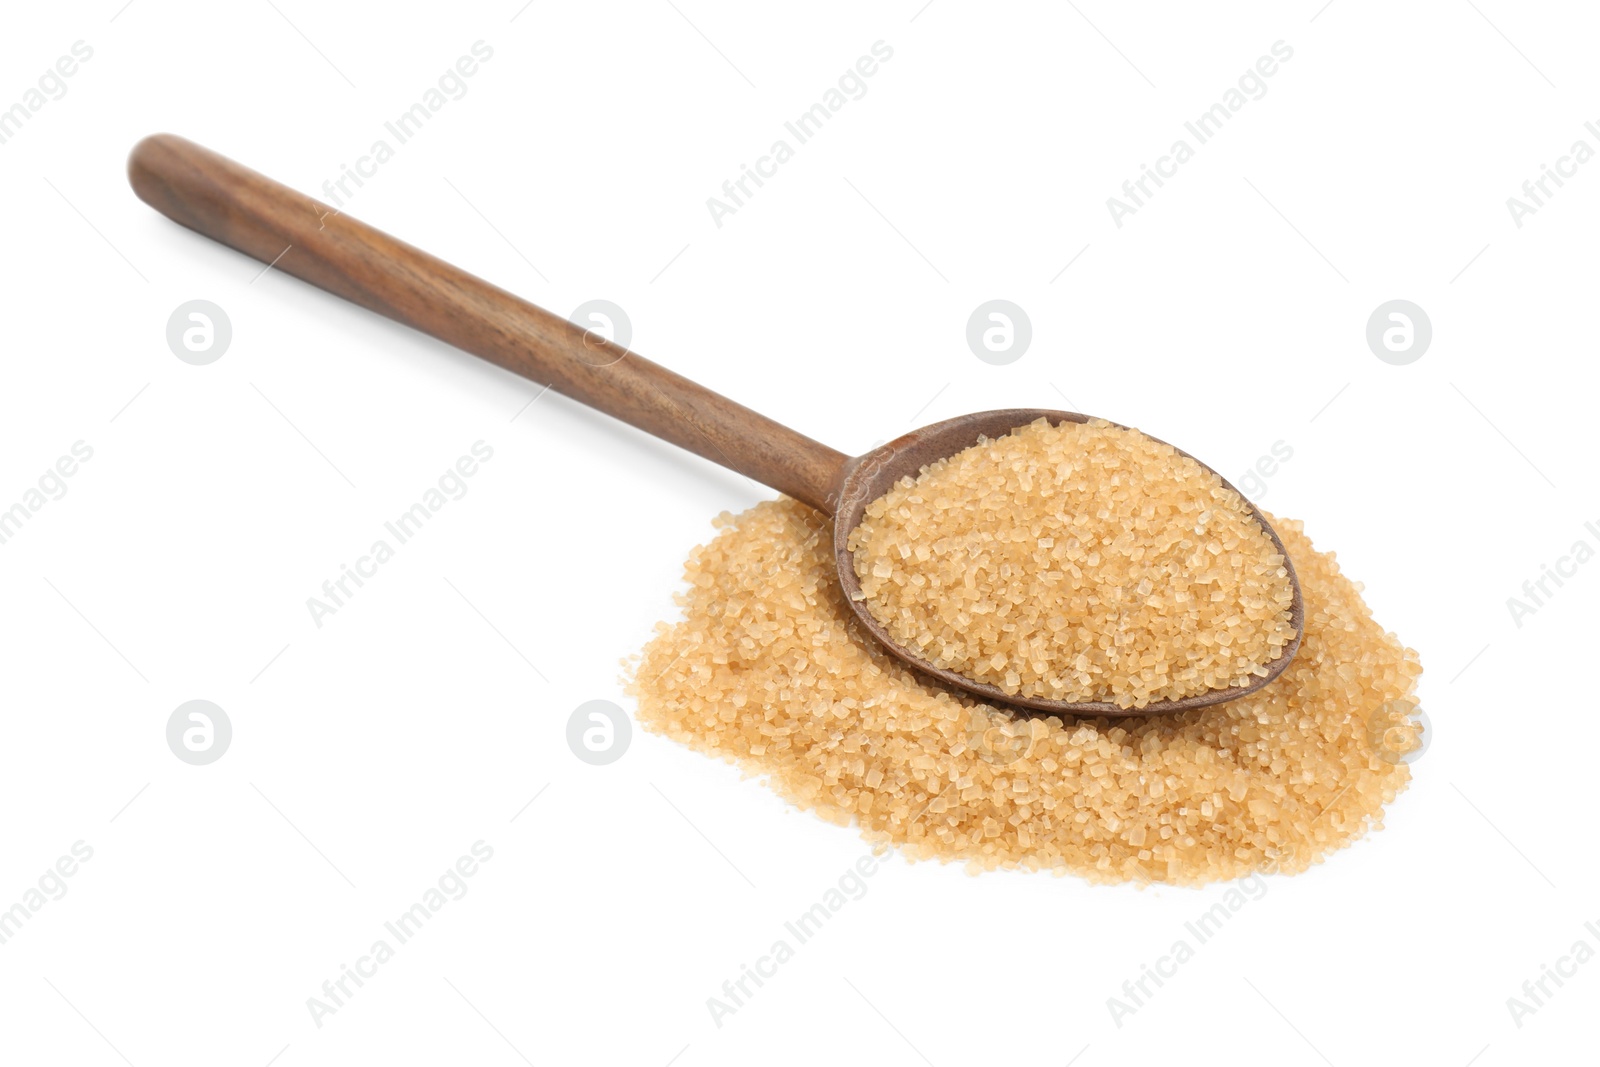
127 133 849 510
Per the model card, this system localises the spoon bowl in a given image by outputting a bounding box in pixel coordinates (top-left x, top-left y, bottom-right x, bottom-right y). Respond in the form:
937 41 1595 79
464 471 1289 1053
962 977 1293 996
828 408 1305 716
128 133 1303 720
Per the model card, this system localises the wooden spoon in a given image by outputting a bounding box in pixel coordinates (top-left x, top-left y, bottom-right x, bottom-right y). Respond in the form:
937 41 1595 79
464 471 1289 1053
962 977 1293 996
127 134 1303 717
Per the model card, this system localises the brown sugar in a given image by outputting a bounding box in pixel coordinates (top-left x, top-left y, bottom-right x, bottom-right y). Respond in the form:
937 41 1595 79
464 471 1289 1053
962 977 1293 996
629 497 1419 886
848 418 1298 708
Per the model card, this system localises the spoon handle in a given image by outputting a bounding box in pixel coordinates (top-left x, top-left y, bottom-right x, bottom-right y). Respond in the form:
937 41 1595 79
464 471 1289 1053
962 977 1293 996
127 134 848 512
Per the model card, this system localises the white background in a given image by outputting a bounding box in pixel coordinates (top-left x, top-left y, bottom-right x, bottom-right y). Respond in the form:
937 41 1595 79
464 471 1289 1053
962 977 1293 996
1 1 1595 1064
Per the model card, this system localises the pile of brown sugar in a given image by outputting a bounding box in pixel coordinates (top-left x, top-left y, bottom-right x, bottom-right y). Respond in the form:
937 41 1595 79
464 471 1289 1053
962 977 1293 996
628 498 1420 886
848 418 1298 708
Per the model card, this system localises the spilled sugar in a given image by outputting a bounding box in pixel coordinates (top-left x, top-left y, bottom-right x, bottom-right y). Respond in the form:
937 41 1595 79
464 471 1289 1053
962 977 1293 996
628 498 1420 886
848 418 1298 708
